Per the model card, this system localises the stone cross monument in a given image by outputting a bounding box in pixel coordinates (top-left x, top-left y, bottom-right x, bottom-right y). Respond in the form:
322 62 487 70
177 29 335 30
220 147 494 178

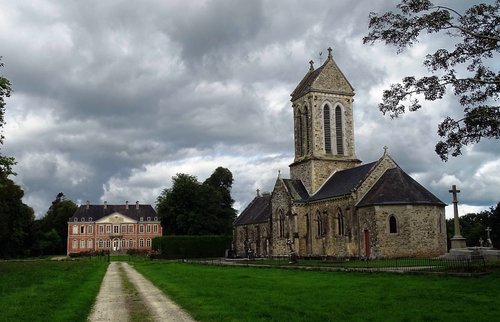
449 185 467 249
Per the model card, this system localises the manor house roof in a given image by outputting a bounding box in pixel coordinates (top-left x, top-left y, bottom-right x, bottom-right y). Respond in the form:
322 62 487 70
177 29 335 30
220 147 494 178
70 203 157 222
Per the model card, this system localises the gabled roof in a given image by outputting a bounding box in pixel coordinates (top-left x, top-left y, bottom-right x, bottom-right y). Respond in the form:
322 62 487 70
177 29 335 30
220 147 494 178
71 204 157 221
308 162 377 202
283 179 309 201
357 168 445 207
234 195 271 226
290 49 354 101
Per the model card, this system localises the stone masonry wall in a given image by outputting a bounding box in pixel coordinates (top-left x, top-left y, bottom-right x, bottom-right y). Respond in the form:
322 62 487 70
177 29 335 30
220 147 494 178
358 205 447 258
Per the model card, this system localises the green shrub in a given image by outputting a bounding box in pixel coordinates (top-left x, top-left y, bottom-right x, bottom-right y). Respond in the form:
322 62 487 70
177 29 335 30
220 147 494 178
152 235 232 259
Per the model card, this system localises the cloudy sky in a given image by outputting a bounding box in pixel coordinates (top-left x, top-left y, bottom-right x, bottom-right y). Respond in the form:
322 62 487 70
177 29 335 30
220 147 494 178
1 0 498 219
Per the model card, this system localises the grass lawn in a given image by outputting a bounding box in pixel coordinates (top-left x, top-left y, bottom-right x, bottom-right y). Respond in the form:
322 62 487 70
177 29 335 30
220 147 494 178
0 259 108 322
132 261 500 322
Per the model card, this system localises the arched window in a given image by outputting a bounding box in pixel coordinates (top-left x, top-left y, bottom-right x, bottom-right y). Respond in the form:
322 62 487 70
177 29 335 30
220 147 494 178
87 239 93 249
146 238 151 247
139 238 145 248
98 239 103 248
324 105 332 154
389 215 398 234
337 209 344 236
316 211 322 236
106 239 111 248
72 239 77 249
303 107 310 154
297 110 303 156
335 106 344 155
278 209 286 238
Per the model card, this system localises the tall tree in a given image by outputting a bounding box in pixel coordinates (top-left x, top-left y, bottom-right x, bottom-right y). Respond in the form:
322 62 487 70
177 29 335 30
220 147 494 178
363 0 499 161
37 192 78 254
0 57 35 258
0 176 35 258
0 57 16 177
156 167 237 236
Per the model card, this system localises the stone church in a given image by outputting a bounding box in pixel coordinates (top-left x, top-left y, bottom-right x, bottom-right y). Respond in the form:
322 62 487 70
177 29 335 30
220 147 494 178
233 48 447 259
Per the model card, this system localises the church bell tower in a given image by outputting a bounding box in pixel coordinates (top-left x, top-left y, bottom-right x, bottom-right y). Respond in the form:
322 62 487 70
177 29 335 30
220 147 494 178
289 48 361 194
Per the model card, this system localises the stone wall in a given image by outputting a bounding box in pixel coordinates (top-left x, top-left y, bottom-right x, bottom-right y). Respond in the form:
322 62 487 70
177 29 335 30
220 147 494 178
233 222 270 258
358 204 447 258
270 179 293 256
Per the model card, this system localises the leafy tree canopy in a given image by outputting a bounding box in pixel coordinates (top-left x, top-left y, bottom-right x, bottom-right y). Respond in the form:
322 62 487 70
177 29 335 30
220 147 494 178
0 57 15 177
363 0 499 161
36 192 78 255
156 167 237 236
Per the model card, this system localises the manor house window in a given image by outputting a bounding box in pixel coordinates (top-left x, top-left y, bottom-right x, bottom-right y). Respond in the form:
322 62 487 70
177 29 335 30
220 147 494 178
146 225 151 233
72 225 78 234
80 225 85 234
88 225 93 234
140 225 144 233
153 224 158 233
113 225 119 234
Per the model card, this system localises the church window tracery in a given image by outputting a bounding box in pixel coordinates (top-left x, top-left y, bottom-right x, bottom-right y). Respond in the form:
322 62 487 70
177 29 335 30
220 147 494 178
337 208 344 236
335 105 344 155
324 104 332 154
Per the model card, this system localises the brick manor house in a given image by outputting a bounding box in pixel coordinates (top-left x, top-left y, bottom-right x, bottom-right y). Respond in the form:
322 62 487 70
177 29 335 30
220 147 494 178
67 201 162 255
233 48 447 259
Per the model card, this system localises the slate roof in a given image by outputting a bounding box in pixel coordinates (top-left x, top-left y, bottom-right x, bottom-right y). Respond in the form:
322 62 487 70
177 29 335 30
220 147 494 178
308 162 377 202
357 168 445 207
290 52 355 101
70 204 157 221
291 66 325 101
283 179 309 201
233 195 271 226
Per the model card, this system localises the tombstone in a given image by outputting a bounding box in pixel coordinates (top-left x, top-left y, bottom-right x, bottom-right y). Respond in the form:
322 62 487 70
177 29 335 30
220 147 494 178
287 239 298 264
485 227 493 248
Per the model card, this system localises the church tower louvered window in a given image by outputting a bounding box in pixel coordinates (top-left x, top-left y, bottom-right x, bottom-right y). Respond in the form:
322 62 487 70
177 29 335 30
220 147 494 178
335 106 344 155
324 105 332 154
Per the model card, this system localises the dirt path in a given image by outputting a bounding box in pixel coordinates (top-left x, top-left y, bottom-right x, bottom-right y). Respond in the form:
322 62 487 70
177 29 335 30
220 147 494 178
88 262 195 322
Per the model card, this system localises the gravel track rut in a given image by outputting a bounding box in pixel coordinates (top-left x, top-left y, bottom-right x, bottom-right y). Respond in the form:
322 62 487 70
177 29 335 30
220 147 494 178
88 262 195 322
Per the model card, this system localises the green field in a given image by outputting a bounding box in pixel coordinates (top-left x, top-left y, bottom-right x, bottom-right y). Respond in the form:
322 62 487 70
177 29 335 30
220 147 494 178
0 259 108 322
132 261 500 322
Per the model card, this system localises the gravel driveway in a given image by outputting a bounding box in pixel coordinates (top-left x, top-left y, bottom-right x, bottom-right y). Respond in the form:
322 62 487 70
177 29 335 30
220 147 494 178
88 262 195 322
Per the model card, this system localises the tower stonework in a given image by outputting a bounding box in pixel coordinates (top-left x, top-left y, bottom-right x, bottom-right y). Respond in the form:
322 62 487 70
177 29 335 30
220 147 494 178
289 48 361 194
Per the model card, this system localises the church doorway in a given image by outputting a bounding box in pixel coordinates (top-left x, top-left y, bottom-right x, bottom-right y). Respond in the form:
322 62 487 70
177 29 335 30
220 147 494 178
364 230 371 258
113 238 119 251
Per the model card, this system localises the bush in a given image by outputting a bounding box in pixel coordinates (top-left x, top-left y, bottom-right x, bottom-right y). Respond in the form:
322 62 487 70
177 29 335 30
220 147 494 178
152 235 232 259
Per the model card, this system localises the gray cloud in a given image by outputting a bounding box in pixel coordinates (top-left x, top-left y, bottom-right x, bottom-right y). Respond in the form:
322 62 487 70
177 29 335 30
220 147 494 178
1 0 498 219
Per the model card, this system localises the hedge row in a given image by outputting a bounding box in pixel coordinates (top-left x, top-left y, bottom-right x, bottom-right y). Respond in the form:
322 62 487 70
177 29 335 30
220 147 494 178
152 235 232 259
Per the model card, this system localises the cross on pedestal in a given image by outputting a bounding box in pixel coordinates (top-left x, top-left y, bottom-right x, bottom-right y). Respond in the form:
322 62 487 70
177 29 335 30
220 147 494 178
449 185 467 249
485 227 493 247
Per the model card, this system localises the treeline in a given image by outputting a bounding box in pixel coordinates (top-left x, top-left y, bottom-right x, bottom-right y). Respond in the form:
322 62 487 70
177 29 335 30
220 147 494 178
0 165 238 258
446 203 500 249
0 188 78 258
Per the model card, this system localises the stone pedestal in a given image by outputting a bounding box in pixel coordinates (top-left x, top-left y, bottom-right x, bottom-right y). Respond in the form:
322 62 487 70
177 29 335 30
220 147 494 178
451 236 467 249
